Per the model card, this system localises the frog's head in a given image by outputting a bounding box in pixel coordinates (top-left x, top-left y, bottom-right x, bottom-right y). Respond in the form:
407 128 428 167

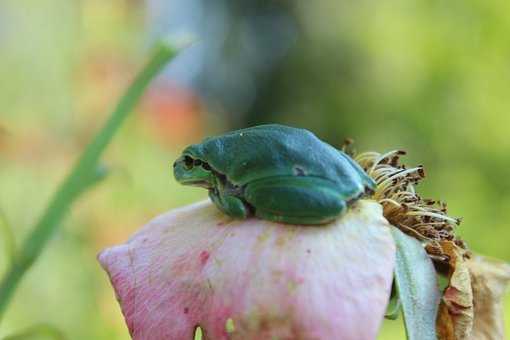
173 154 214 188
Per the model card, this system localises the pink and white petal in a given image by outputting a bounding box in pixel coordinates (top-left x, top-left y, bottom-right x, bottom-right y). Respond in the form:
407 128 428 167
99 200 396 340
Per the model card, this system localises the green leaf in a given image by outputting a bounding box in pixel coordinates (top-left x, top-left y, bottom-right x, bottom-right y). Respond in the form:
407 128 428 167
391 227 440 340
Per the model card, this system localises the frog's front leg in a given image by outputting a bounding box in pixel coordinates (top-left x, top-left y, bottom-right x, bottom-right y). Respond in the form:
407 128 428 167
209 189 249 219
244 176 348 225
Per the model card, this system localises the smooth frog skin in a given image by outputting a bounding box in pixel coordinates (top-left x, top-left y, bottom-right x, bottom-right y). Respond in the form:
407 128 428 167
173 124 375 225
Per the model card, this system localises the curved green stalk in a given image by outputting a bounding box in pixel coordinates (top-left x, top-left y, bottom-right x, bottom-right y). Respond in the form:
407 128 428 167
3 323 66 340
384 282 401 320
0 40 184 322
0 207 16 268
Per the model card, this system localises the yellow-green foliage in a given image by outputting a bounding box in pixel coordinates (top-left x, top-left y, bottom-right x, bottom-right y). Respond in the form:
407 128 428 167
0 0 509 339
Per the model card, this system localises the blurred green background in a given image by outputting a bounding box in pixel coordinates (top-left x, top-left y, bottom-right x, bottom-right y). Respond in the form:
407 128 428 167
0 0 509 339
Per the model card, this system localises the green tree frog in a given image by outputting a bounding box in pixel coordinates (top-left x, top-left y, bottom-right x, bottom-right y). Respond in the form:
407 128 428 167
173 124 375 225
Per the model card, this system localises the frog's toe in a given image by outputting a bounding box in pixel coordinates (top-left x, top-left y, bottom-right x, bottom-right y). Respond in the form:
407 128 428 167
209 191 250 219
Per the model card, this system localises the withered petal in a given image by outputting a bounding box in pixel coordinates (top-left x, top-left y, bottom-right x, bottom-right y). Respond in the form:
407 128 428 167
99 200 396 340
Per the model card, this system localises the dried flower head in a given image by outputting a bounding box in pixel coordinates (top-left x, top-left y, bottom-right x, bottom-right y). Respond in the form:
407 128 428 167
351 148 469 264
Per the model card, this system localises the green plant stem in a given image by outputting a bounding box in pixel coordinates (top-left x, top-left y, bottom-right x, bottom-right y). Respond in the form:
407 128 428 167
2 323 66 340
0 207 16 267
0 41 180 322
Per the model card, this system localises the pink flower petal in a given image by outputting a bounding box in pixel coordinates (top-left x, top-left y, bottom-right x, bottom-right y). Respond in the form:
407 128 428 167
99 200 395 340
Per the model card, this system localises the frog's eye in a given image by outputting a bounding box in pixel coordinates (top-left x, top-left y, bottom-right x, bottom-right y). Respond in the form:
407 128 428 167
193 159 202 166
184 156 194 170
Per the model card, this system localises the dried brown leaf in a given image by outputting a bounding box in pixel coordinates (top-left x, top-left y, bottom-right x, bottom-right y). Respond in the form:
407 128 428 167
467 256 510 340
436 241 474 340
437 302 456 340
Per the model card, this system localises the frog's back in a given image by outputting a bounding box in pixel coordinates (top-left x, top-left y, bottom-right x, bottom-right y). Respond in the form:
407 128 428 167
185 124 373 197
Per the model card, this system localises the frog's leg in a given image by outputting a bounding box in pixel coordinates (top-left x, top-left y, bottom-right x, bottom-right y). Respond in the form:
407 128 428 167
244 176 348 225
208 189 249 219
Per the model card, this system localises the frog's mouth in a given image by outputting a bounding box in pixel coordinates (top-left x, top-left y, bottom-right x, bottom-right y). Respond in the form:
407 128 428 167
173 158 214 188
181 179 211 188
174 167 212 188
